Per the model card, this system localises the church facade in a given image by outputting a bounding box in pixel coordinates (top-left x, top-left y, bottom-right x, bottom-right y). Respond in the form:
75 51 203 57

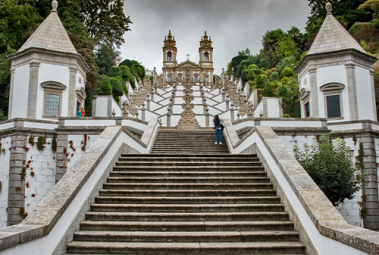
162 31 214 84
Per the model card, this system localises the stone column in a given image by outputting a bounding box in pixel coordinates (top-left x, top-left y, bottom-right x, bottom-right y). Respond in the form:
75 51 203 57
27 62 40 119
309 68 319 118
141 105 146 121
55 133 68 182
230 107 235 122
226 99 230 110
8 68 15 118
361 133 379 230
346 64 359 120
68 68 77 117
8 134 28 225
370 70 378 121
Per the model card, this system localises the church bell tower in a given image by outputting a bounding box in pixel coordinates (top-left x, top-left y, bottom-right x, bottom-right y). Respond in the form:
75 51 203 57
199 31 214 83
162 30 177 83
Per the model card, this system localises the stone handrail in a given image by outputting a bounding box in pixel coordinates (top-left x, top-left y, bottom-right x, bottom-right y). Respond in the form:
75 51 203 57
0 125 151 254
140 117 160 153
227 125 379 255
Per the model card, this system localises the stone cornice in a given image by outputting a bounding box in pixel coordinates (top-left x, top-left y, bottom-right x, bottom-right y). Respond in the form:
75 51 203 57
8 47 91 73
294 49 377 76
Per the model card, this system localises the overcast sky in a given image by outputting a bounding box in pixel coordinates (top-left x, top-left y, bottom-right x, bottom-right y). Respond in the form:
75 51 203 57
120 0 311 75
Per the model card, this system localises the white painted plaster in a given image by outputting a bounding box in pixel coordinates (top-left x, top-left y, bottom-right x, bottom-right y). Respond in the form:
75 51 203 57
38 63 70 119
0 122 14 131
12 65 30 119
95 97 109 117
66 135 99 170
64 119 116 127
24 137 56 217
328 123 363 132
0 137 11 227
111 99 122 117
316 65 348 120
356 67 375 121
23 122 58 130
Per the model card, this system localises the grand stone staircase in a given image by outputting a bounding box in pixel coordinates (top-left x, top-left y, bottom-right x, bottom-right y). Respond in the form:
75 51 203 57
65 130 305 254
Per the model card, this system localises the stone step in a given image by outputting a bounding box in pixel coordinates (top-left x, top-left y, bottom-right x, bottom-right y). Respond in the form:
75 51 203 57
120 154 257 158
66 241 305 254
94 196 282 205
150 149 230 153
115 161 262 167
112 166 264 171
105 176 270 184
79 221 295 232
102 183 274 190
72 230 300 243
98 189 277 197
117 156 259 162
84 212 290 222
90 204 284 213
109 171 267 178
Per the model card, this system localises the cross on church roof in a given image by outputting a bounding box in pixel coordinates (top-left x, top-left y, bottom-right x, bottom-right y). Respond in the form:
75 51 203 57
186 54 190 60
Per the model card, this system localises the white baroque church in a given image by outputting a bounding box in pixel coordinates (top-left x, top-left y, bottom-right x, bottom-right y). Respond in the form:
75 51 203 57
0 1 378 255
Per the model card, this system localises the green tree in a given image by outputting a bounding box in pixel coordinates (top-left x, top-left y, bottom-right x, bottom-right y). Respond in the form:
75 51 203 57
294 135 360 205
98 75 112 95
96 44 120 75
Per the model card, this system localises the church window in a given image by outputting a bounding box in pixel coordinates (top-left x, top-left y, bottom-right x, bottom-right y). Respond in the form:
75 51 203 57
320 82 345 119
178 76 183 82
41 81 66 118
204 52 209 61
205 76 209 83
304 102 310 118
326 95 341 118
45 94 60 117
168 75 172 83
194 76 199 82
167 51 172 61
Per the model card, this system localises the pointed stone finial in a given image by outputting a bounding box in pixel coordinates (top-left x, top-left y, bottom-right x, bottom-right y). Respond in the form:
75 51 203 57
326 2 332 15
51 0 58 12
204 31 207 36
168 30 172 36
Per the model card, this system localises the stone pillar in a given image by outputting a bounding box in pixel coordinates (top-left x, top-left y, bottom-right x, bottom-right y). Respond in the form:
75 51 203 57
141 105 146 121
230 107 235 122
346 64 359 120
309 68 319 118
55 133 68 182
167 112 171 127
370 70 378 121
8 134 28 225
146 98 151 111
68 68 77 117
226 99 230 110
8 68 15 118
27 62 40 119
361 133 379 230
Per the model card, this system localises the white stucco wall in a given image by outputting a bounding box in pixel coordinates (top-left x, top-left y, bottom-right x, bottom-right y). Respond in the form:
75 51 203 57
316 65 349 120
76 72 84 89
355 66 375 121
0 137 11 227
95 97 109 117
111 99 122 117
66 135 99 171
24 137 56 218
267 98 281 118
11 64 30 119
37 63 70 119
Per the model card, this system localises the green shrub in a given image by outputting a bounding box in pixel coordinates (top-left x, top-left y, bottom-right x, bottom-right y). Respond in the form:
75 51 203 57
231 55 248 72
256 75 264 88
150 75 154 85
269 72 279 81
108 67 122 78
98 75 112 95
281 77 289 85
51 137 57 153
282 114 291 118
36 137 45 151
281 67 293 77
294 135 360 205
262 83 275 97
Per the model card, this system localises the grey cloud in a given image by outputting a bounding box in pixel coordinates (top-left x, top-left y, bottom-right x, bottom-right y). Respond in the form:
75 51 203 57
121 0 310 74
